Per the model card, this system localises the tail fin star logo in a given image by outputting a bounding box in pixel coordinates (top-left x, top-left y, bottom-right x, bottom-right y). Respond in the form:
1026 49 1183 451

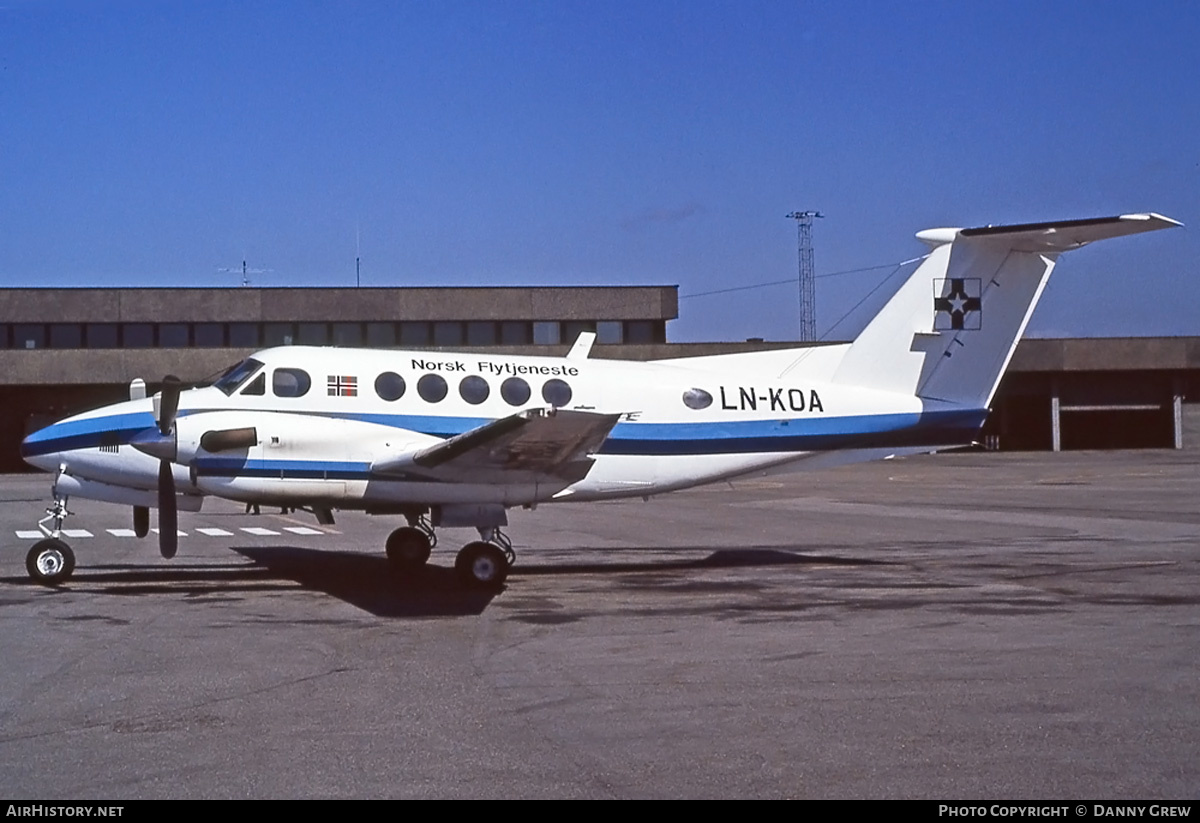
934 278 982 330
327 375 358 397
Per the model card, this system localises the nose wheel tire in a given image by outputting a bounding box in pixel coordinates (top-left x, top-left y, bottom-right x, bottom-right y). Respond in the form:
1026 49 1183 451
455 541 509 589
386 526 433 570
26 539 76 586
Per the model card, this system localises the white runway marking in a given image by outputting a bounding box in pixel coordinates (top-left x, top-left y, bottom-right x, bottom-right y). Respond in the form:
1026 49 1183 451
15 526 328 540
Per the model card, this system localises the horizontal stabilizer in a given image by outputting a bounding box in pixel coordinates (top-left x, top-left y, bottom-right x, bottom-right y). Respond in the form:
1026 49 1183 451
918 213 1181 253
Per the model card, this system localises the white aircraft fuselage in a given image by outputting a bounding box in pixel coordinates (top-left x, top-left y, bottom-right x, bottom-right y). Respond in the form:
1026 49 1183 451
22 344 972 507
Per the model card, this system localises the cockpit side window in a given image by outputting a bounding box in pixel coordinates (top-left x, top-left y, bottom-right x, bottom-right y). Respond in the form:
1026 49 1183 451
273 368 312 398
214 358 265 396
241 373 266 396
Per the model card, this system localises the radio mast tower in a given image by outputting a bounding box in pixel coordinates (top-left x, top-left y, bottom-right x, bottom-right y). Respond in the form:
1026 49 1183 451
786 210 823 341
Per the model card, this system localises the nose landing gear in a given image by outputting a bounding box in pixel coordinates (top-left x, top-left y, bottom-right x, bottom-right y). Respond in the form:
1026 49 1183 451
27 470 76 586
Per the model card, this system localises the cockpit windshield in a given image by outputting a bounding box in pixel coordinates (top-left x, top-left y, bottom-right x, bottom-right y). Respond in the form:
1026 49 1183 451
213 358 264 396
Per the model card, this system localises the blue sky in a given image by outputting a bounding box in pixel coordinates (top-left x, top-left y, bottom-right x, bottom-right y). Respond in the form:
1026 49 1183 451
1 1 1196 342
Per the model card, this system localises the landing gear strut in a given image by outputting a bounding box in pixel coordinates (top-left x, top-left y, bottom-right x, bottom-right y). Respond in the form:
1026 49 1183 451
27 467 77 586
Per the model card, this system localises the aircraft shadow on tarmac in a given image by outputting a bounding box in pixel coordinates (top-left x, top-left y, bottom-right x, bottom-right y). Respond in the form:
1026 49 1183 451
1 544 886 618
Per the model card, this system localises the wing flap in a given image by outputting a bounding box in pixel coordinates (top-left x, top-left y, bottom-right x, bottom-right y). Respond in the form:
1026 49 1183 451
373 408 621 484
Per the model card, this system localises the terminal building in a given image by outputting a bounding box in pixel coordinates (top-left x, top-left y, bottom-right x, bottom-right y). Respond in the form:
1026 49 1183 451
0 285 1196 471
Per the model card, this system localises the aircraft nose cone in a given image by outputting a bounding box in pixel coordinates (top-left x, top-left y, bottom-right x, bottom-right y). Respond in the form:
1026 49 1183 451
20 423 61 472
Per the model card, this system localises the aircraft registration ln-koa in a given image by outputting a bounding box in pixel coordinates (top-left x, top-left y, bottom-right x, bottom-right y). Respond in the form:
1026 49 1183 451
19 213 1181 588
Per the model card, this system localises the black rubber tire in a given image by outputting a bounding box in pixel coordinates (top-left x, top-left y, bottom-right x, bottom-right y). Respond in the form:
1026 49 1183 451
454 541 508 589
385 526 433 570
133 506 150 538
26 539 76 586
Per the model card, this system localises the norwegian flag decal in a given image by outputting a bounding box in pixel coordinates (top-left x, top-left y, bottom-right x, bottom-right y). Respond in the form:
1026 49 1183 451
327 375 358 397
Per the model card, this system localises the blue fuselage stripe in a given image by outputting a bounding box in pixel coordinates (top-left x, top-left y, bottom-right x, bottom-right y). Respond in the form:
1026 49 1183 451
21 408 988 464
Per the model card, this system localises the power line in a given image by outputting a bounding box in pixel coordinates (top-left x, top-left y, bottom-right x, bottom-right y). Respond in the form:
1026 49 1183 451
678 258 920 302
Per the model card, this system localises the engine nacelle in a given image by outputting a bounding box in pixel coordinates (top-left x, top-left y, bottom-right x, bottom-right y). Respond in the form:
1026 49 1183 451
183 411 438 503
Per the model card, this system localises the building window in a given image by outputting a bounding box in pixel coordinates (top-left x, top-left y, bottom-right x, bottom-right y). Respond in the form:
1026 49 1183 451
500 322 531 345
375 372 406 401
49 324 83 349
596 321 623 345
625 320 660 344
229 323 260 348
297 323 328 345
466 322 496 346
263 323 294 346
159 324 190 348
562 321 595 345
14 324 45 349
542 378 572 407
194 323 225 348
501 377 531 406
366 323 396 347
533 321 560 345
0 325 9 348
331 323 362 346
400 322 431 346
273 368 311 398
86 324 119 348
459 375 490 404
417 373 448 403
433 322 463 346
123 324 154 348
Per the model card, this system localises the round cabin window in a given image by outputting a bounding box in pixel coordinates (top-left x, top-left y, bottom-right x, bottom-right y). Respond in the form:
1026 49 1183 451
417 373 448 403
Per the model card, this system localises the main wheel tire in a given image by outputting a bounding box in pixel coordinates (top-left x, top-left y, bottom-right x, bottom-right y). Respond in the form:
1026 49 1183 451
455 541 508 589
386 526 432 570
26 539 76 586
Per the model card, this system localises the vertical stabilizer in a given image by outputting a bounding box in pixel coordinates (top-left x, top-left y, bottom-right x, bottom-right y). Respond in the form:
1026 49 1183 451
831 213 1181 409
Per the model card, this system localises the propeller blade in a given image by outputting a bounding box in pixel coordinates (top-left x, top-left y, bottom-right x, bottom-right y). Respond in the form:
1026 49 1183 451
157 375 182 436
158 461 177 559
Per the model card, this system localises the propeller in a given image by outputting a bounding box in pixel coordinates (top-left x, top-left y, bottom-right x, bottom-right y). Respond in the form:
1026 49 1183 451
132 375 258 559
154 375 182 559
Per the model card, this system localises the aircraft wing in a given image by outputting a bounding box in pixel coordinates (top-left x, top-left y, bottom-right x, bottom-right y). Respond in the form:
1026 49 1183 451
372 408 622 485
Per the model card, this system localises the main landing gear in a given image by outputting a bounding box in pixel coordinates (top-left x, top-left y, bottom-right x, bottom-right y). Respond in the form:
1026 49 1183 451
384 514 515 589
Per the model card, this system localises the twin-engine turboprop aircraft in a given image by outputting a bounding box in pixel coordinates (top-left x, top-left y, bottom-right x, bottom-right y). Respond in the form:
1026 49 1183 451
19 213 1181 588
